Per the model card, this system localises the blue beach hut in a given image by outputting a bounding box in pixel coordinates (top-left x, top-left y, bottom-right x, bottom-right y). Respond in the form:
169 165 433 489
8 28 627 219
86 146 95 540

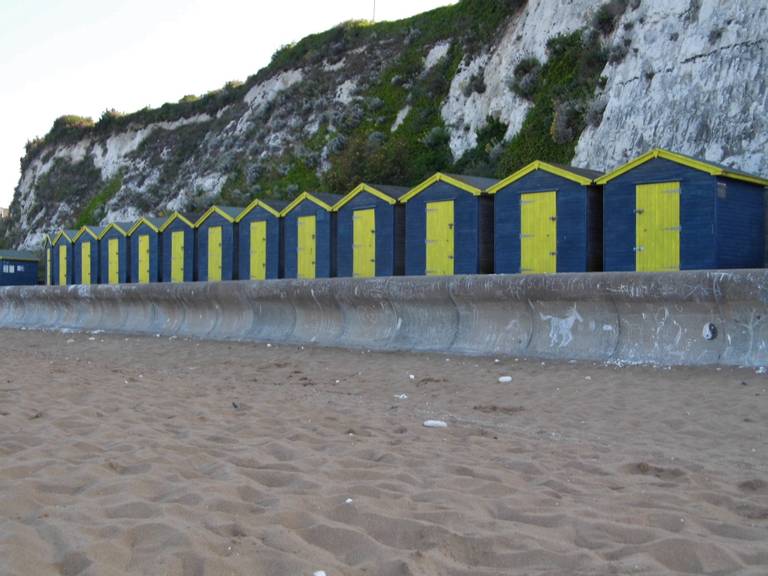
98 222 132 284
160 212 197 283
195 206 241 282
333 183 408 278
0 250 39 286
73 225 103 285
235 198 287 281
399 173 497 276
596 148 768 271
50 230 76 285
488 161 603 274
281 192 342 279
127 217 164 284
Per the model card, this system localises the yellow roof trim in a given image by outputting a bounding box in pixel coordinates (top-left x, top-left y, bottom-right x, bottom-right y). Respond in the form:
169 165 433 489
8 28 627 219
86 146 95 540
280 192 333 216
127 217 160 235
399 173 482 203
98 222 128 239
195 205 235 227
487 161 593 194
332 183 397 212
52 230 74 244
595 148 768 186
235 198 280 221
73 226 100 241
159 212 195 232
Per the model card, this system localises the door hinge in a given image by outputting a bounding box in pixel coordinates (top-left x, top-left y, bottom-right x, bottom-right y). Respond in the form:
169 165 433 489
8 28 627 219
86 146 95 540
634 208 644 215
633 246 645 252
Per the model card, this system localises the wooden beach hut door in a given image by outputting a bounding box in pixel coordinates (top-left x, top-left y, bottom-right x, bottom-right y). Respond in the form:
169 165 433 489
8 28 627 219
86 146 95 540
81 242 92 285
138 235 150 284
208 226 222 282
249 221 266 280
58 245 67 285
520 191 557 274
297 215 316 279
108 238 119 284
46 248 51 285
353 208 375 278
171 231 185 283
635 182 680 272
425 201 454 276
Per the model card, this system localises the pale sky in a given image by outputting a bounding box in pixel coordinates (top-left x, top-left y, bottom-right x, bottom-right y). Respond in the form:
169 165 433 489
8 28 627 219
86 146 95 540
0 0 455 207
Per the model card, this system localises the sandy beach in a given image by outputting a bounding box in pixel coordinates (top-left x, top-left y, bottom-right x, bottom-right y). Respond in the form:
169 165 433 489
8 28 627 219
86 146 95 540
0 329 766 575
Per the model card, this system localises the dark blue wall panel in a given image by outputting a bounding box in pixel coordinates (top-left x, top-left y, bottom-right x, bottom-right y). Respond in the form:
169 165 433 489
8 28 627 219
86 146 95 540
129 225 161 283
715 177 765 268
74 236 100 284
197 213 236 281
336 192 398 277
0 260 38 285
99 229 130 284
283 201 334 279
603 158 716 271
404 181 485 276
161 220 195 282
238 207 281 280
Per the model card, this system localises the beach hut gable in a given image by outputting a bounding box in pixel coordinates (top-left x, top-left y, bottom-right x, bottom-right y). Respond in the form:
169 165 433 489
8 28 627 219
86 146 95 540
195 206 239 227
73 225 100 241
488 161 596 193
235 199 281 221
127 217 162 235
332 184 398 212
159 212 195 232
399 173 484 203
596 148 768 186
280 192 335 216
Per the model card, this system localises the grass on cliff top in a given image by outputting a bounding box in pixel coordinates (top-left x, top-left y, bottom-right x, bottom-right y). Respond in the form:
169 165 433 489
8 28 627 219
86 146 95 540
24 0 522 166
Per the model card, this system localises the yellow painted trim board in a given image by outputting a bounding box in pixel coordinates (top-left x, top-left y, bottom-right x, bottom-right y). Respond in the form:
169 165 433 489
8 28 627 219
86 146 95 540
425 200 454 276
333 183 397 212
249 220 267 280
138 235 150 284
98 223 128 239
195 206 235 227
297 214 316 279
108 238 119 284
520 191 557 274
488 161 593 194
207 226 223 282
352 208 376 277
235 198 280 221
596 148 768 186
635 181 680 272
53 230 75 244
128 217 160 235
281 192 333 216
58 245 68 285
171 230 185 283
73 226 100 241
399 173 482 203
160 212 195 232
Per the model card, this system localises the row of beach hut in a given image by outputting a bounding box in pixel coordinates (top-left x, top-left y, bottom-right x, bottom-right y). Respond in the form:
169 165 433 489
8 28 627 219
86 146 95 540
44 149 768 286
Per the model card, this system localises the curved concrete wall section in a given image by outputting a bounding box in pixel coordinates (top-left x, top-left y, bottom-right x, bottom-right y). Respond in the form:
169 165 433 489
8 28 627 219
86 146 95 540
0 270 766 366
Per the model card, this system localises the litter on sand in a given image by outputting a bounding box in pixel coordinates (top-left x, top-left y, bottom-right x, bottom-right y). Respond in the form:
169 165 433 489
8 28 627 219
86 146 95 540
345 498 353 504
498 376 512 383
394 393 408 400
423 420 448 428
313 571 327 576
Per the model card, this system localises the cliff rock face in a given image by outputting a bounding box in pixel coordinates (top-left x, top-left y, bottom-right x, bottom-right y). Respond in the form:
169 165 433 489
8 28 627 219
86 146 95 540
6 0 766 249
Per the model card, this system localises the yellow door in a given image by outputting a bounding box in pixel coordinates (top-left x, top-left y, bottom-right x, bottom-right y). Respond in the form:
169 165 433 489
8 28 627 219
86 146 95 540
58 245 67 285
208 226 222 282
138 235 150 284
636 182 680 271
46 248 51 285
108 238 119 284
81 242 92 285
425 201 454 276
249 221 267 280
353 208 376 278
171 230 185 283
297 215 316 279
520 191 557 274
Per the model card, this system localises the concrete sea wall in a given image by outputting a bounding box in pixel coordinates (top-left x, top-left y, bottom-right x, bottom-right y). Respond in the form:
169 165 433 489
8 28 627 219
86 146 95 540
0 270 766 366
